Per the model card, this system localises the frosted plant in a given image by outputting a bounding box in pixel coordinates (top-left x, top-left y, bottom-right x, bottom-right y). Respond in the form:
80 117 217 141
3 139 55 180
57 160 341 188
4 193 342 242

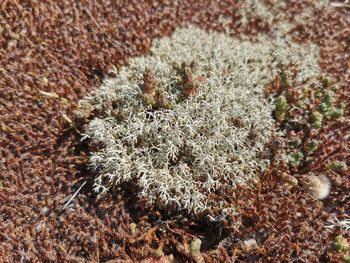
238 0 330 25
325 216 350 232
79 26 321 213
238 0 276 26
237 0 330 38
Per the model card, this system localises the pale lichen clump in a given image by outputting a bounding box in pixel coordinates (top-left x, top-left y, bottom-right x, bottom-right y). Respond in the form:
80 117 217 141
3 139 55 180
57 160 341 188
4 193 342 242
301 173 331 200
238 0 330 29
80 26 320 213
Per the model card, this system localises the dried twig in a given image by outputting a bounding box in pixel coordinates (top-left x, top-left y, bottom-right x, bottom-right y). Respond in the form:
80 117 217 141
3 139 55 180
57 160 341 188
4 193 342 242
61 181 87 212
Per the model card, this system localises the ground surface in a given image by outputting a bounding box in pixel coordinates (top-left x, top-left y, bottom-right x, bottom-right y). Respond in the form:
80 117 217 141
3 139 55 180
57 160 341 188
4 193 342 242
0 1 349 262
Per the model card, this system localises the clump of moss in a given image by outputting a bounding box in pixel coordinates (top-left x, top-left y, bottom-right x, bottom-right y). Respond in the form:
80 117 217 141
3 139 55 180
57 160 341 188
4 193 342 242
319 91 345 120
319 91 334 113
268 72 348 175
288 151 304 167
328 105 345 120
275 95 288 122
335 235 350 252
306 139 318 154
311 111 323 129
334 235 350 262
328 161 348 172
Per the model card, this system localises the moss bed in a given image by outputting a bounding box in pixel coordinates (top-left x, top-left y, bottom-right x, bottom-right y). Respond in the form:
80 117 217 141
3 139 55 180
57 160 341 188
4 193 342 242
0 1 349 262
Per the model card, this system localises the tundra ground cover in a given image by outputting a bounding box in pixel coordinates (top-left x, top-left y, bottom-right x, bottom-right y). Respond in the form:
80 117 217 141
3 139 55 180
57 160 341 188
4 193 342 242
0 0 349 262
81 25 320 214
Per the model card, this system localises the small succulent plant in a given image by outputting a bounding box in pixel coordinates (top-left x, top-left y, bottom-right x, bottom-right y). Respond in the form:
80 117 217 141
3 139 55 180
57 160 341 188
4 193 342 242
335 235 350 253
288 151 304 167
319 91 345 120
305 140 318 154
334 235 350 262
319 91 334 113
311 111 323 129
275 95 288 122
328 161 348 172
328 105 344 120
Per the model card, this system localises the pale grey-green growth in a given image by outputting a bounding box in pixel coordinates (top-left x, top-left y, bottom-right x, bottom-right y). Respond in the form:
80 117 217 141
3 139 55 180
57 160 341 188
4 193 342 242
302 173 331 200
80 26 321 213
238 0 330 37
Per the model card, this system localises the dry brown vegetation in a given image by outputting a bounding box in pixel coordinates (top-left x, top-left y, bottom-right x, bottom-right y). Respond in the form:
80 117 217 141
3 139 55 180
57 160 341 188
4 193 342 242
0 1 349 262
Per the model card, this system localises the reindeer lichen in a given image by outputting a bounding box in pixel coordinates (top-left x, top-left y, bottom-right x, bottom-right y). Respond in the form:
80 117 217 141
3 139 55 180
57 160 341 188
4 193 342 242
79 26 320 213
